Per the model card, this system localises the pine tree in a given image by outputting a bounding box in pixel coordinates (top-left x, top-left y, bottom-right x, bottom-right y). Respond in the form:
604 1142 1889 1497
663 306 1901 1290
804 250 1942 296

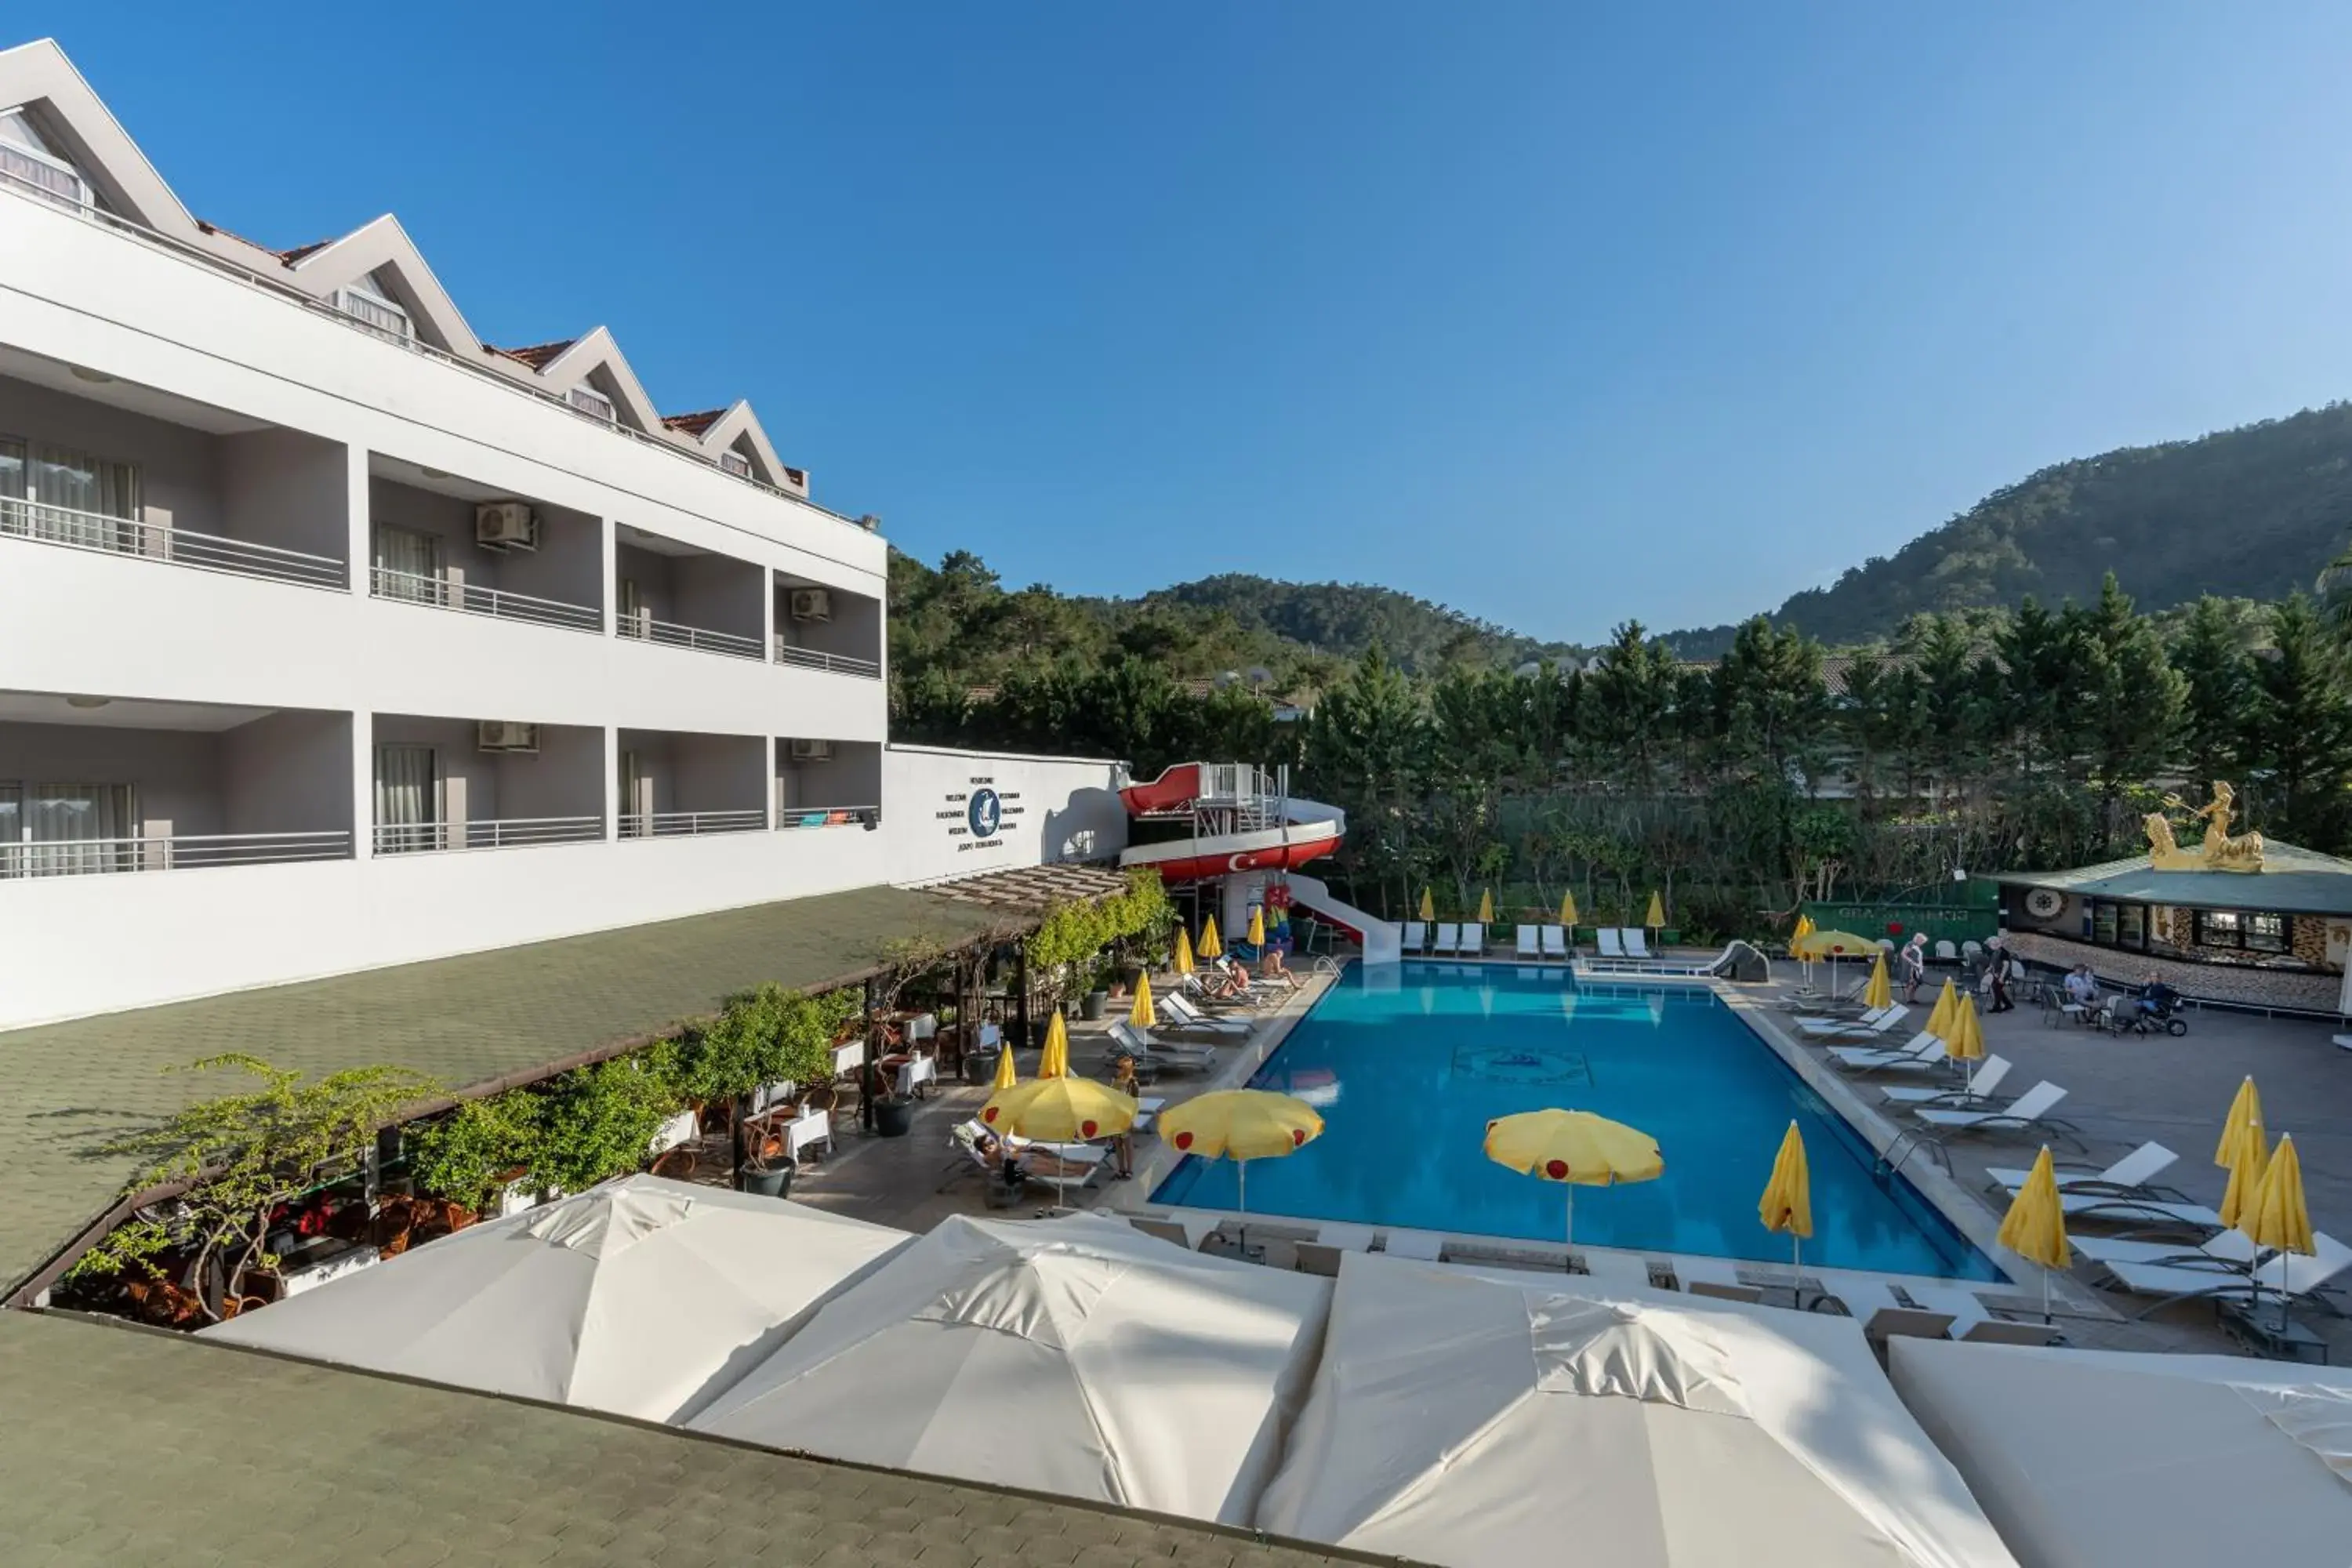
2169 594 2252 788
2246 593 2352 844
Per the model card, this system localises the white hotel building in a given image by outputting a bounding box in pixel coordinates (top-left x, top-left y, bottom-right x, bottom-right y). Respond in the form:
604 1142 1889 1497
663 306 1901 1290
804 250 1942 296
0 38 1125 1031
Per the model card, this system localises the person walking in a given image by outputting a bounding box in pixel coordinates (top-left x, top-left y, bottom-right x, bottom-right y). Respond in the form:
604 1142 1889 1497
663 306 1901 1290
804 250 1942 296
1899 932 1929 1003
1986 935 2016 1014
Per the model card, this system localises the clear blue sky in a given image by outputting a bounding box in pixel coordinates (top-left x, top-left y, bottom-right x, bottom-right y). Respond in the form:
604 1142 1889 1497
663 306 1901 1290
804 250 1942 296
26 4 2352 641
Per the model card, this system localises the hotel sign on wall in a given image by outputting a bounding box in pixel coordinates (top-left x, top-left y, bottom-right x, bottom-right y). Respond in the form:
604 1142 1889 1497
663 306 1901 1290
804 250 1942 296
938 775 1024 853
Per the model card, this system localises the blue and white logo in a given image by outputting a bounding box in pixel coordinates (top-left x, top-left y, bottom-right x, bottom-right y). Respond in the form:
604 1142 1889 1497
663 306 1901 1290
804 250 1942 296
967 788 1002 839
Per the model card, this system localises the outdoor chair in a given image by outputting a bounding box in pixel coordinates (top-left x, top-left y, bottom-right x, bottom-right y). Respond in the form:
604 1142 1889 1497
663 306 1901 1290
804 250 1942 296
1596 928 1626 959
1624 929 1654 960
1828 1031 1951 1072
1432 923 1461 956
1907 1080 2081 1152
1541 925 1568 958
1403 920 1428 953
1881 1055 2013 1108
1515 924 1540 958
1159 992 1250 1036
1108 1021 1216 1072
1459 922 1486 954
1798 1006 1909 1040
1984 1141 2181 1204
1933 940 1958 962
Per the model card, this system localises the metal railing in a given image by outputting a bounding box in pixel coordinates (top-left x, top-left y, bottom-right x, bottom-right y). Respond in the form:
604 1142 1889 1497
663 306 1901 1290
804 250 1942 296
775 803 879 829
373 816 604 855
618 613 765 661
773 639 882 679
1 497 347 590
619 809 768 839
0 165 848 524
368 566 601 633
0 829 351 877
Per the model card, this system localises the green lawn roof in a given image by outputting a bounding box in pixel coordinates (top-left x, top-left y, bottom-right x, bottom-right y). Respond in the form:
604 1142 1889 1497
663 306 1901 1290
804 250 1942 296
0 1309 1372 1568
0 884 1011 1298
1987 838 2352 916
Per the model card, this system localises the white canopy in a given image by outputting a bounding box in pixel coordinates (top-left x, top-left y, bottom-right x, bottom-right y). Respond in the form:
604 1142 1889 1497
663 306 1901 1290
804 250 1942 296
686 1210 1332 1525
1889 1338 2352 1568
1254 1252 2016 1568
203 1175 908 1421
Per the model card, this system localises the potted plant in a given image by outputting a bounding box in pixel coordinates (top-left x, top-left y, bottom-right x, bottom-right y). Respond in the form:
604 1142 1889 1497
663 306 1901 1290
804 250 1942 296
739 1120 796 1197
1080 956 1113 1021
872 1092 916 1138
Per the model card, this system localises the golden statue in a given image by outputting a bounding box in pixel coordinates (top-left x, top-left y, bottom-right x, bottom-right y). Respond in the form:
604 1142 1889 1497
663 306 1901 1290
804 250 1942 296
2146 781 2264 873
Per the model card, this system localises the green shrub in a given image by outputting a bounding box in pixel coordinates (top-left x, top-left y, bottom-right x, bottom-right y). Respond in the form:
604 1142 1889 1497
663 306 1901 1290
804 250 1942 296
410 1093 544 1214
531 1056 684 1194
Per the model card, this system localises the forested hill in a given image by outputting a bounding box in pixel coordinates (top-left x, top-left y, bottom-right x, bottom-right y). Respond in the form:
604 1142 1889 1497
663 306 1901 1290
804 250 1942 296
1122 574 1576 671
1666 401 2352 657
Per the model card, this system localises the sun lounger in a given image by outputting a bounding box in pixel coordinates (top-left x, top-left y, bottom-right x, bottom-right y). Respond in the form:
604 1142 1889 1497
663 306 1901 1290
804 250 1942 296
1624 929 1653 960
1515 924 1540 958
1403 920 1427 953
1910 1080 2073 1145
1958 1319 2065 1345
2095 1232 2352 1315
1881 1055 2012 1107
2071 1230 2259 1269
1107 1021 1216 1072
1460 922 1486 955
1827 1030 1946 1070
1577 1250 1653 1290
1432 923 1461 956
2052 1193 2223 1232
1383 1229 1444 1261
1984 1142 2180 1203
1800 1007 1909 1040
1669 1256 1763 1303
1129 1218 1194 1249
1597 928 1625 959
1541 924 1568 958
1159 992 1250 1035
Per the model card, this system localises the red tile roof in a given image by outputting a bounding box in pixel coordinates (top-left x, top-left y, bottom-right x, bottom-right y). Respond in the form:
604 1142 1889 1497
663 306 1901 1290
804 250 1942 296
485 339 575 371
661 408 727 437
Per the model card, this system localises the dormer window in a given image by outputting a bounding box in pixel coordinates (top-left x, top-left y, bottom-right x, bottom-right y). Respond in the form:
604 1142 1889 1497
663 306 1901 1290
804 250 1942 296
719 450 753 479
0 110 89 212
568 385 616 423
334 284 412 344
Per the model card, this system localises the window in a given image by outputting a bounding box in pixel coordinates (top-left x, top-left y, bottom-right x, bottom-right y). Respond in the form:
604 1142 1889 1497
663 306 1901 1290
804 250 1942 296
0 110 89 211
372 526 444 604
568 385 617 423
619 751 652 837
0 437 142 551
718 450 753 479
373 745 438 854
0 781 136 877
2087 901 2147 952
335 284 412 344
2194 909 2292 953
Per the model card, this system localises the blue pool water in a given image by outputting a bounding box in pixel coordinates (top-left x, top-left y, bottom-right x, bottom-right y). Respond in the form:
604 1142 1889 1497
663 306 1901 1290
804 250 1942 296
1153 962 2002 1280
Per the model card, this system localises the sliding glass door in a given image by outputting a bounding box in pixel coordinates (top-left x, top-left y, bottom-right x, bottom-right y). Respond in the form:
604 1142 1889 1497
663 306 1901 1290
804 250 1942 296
0 782 137 876
373 744 440 853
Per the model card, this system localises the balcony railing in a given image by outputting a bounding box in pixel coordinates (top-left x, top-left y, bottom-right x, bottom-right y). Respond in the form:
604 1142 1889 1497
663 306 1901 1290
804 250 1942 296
773 639 882 679
372 816 604 855
776 804 879 829
369 567 601 633
2 497 347 590
0 829 351 877
619 809 767 839
618 613 765 661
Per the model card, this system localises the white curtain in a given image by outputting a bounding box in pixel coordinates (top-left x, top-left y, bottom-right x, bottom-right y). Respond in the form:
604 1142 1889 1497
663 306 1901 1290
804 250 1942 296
24 782 133 876
31 444 140 551
621 751 652 837
375 745 437 852
373 526 443 604
0 782 18 877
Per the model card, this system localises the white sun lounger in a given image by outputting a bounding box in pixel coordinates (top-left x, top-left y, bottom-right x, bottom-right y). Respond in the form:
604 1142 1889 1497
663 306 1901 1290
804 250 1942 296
1911 1080 2074 1143
1432 923 1461 956
2072 1229 2259 1269
1882 1055 2012 1106
1596 928 1625 959
1577 1250 1653 1290
1383 1229 1444 1261
1515 924 1541 957
1984 1141 2180 1202
1624 929 1653 960
2053 1192 2223 1231
1402 920 1427 953
1801 1007 1908 1040
1158 992 1250 1035
1541 924 1568 958
2094 1232 2352 1313
1107 1021 1216 1071
1460 922 1486 955
1671 1255 1763 1304
1827 1030 1944 1069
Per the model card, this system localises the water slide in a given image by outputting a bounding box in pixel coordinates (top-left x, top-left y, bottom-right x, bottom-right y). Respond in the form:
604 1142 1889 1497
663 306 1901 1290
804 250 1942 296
1283 870 1402 965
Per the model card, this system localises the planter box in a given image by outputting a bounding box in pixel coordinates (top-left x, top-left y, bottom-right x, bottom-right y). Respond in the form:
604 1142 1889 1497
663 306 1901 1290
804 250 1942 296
278 1242 379 1298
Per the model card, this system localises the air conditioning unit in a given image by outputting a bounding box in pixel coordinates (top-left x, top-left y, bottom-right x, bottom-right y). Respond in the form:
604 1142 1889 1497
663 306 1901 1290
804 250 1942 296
477 721 539 753
475 501 539 551
789 588 833 622
789 738 834 761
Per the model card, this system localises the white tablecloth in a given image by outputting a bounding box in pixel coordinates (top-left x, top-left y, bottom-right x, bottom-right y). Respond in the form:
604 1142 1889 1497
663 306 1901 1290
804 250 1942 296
832 1040 866 1076
784 1109 833 1161
895 1055 938 1096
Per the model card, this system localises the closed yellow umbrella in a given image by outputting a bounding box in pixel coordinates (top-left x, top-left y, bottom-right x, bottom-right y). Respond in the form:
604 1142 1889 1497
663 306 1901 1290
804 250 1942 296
2242 1132 2313 1334
1945 992 1986 1091
1924 977 1958 1042
1129 975 1157 1029
1998 1145 2072 1320
1758 1122 1813 1271
1197 914 1223 960
1477 888 1494 924
1645 891 1665 930
1036 1009 1069 1077
2216 1076 2264 1170
1172 925 1196 976
1247 906 1265 948
1792 912 1815 942
1483 1109 1663 1244
990 1034 1018 1091
1862 953 1893 1011
1418 887 1435 921
2219 1127 2270 1231
1559 890 1578 927
1160 1088 1323 1217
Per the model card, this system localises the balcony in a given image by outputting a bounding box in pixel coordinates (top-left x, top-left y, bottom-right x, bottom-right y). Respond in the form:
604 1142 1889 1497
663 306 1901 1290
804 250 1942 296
775 737 882 829
368 457 601 635
617 728 767 839
616 524 765 664
774 572 883 680
0 694 354 877
372 714 606 856
0 350 350 592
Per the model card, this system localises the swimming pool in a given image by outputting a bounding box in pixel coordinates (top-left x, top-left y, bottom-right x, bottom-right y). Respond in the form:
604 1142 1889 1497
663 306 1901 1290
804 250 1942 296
1152 962 2002 1280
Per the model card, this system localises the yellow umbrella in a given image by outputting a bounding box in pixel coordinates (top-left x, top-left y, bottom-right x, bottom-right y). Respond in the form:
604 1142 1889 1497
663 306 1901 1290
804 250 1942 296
1483 1109 1663 1243
1197 915 1223 960
1945 992 1986 1091
1477 888 1494 924
1758 1122 1813 1271
979 1073 1137 1144
990 1034 1018 1091
1160 1088 1323 1216
1129 975 1157 1029
2218 1127 2270 1231
1792 912 1815 942
1036 1009 1069 1076
1862 953 1893 1011
1924 977 1958 1042
1793 929 1879 999
1172 925 1196 976
1645 891 1665 930
2216 1076 2263 1170
1418 887 1435 921
2241 1133 2314 1334
1247 906 1265 948
1559 890 1578 927
1998 1145 2072 1320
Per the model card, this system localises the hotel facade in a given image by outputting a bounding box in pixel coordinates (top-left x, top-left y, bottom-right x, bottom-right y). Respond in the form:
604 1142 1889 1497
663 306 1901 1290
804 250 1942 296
0 38 1126 1032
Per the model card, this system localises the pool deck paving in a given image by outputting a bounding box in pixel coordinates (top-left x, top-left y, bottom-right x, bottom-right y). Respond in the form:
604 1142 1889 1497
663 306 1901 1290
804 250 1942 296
779 953 2350 1365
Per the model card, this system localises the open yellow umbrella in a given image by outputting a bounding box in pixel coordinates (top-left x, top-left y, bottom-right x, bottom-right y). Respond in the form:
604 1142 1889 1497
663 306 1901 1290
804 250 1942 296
2216 1076 2263 1170
1483 1109 1663 1244
1924 977 1958 1042
1998 1145 2072 1320
1129 975 1157 1029
1944 992 1986 1091
1559 890 1578 927
1160 1088 1323 1216
1758 1122 1812 1271
1172 925 1196 976
982 1009 1134 1207
1477 888 1494 924
1418 887 1435 921
1645 891 1665 930
1247 906 1265 948
1862 953 1893 1011
1793 929 1879 999
1792 913 1815 942
1197 915 1223 960
2219 1126 2270 1230
2242 1133 2313 1333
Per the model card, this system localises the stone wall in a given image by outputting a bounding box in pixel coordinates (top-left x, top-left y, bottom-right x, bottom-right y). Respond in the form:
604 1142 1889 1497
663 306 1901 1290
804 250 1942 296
2003 929 2341 1011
